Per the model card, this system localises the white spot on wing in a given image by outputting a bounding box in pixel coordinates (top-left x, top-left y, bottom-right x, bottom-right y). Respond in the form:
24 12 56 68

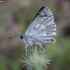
52 32 56 35
51 28 56 31
51 25 56 28
35 24 40 28
40 11 45 16
40 24 45 29
47 21 55 26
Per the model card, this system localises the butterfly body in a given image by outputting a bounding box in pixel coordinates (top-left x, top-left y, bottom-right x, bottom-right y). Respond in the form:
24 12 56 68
19 34 42 47
19 34 55 47
19 6 57 47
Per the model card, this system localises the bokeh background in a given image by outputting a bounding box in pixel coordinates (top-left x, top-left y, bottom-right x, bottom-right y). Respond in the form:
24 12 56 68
0 0 70 70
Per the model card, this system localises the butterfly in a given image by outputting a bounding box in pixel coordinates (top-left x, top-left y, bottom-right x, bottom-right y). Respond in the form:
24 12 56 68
10 6 57 48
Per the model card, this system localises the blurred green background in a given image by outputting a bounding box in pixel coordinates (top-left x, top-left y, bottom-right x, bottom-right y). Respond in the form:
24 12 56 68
0 0 70 70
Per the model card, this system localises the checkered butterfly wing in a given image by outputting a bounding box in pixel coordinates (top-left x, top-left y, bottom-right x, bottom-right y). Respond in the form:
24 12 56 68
25 6 56 43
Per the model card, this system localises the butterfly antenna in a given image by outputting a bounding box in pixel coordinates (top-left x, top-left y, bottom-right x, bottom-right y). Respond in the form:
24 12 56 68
9 35 18 39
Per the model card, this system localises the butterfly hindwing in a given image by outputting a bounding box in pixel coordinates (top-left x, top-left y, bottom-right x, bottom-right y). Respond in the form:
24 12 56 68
25 6 56 43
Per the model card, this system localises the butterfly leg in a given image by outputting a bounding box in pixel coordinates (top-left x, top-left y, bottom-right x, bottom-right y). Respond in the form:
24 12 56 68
36 43 43 51
25 44 29 56
38 43 46 51
31 45 34 53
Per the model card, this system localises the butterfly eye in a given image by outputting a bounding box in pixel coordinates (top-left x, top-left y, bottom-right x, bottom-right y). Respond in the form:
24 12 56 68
20 35 23 39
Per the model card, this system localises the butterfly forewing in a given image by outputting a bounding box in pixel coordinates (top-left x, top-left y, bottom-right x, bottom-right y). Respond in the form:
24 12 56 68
25 6 56 43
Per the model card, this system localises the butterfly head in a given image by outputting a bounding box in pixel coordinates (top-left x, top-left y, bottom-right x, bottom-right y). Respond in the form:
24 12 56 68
9 34 24 40
19 34 24 40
